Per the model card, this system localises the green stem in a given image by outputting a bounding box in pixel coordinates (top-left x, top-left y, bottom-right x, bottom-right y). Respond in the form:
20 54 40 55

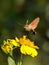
18 54 23 65
10 51 13 56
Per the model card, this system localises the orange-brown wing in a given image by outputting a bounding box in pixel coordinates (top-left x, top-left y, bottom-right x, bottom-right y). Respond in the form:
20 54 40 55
29 17 40 30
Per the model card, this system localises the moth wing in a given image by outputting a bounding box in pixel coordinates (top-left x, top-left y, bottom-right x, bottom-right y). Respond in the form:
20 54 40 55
29 17 40 30
26 20 28 24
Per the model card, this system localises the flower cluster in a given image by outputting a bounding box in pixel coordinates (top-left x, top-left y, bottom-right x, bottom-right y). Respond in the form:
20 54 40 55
1 35 39 57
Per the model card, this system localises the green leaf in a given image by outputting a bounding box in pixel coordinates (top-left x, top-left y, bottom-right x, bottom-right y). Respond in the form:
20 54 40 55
8 56 16 65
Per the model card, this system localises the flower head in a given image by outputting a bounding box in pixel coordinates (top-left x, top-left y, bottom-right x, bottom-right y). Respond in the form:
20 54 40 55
19 35 39 49
1 38 19 54
19 35 39 57
1 40 13 54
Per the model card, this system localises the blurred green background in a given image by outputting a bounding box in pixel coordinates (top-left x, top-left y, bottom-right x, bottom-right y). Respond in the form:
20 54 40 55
0 0 49 65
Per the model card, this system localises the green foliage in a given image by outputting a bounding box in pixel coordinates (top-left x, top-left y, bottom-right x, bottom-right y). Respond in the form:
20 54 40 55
8 56 16 65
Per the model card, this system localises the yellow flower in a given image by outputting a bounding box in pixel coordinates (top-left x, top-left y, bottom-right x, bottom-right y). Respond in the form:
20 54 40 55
19 35 39 49
20 45 38 57
1 41 13 54
19 35 39 57
1 38 19 54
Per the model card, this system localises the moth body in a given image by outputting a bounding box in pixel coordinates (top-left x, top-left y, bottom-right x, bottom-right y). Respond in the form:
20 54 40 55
24 17 40 32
